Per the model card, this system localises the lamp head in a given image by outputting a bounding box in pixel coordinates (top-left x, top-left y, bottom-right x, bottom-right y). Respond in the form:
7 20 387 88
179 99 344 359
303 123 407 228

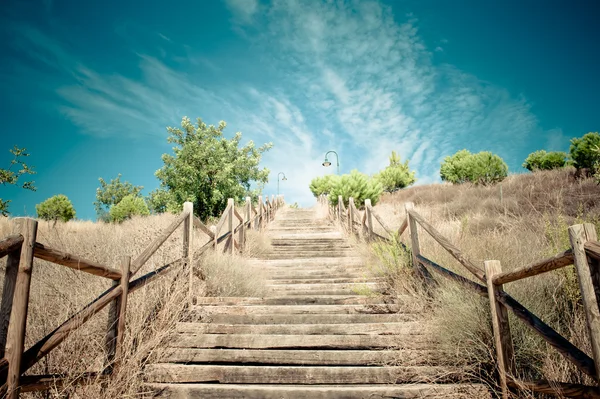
322 158 331 167
282 176 287 181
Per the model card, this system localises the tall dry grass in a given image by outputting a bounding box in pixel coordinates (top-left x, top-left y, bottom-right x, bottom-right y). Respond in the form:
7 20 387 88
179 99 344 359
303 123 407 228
365 168 600 396
0 211 270 397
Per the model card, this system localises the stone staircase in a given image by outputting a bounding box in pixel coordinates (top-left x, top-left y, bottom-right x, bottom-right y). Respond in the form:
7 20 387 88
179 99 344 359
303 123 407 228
146 207 490 398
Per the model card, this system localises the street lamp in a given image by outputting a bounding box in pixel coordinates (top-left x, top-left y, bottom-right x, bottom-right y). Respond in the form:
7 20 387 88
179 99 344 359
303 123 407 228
322 150 340 175
277 172 287 195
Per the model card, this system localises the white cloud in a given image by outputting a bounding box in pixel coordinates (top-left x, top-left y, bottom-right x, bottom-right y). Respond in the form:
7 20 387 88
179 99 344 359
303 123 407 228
225 0 259 25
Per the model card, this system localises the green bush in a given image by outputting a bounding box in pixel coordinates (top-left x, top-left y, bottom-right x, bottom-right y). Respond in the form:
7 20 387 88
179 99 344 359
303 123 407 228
146 188 177 214
309 175 340 197
569 132 600 170
36 194 76 222
440 150 508 185
522 150 567 171
109 195 150 223
329 170 383 208
374 151 416 192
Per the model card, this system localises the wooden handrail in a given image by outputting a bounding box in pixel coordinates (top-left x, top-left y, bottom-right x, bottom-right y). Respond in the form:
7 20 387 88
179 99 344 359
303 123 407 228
492 249 574 285
193 216 215 239
33 243 122 280
0 236 23 259
585 241 600 261
367 205 393 237
234 209 244 223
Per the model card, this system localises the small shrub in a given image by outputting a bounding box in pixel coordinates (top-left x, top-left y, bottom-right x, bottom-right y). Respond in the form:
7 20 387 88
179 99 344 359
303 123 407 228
109 195 150 223
522 150 567 171
36 194 76 222
329 170 383 207
374 151 416 192
440 149 508 185
570 132 600 170
309 175 340 197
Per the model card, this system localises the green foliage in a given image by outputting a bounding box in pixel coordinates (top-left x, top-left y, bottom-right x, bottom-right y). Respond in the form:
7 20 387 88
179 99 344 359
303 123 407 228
570 132 600 170
146 188 177 214
374 151 416 192
109 195 150 223
155 117 272 220
94 174 143 221
522 150 567 171
0 146 36 216
440 149 508 185
309 175 340 197
329 170 383 208
36 194 76 222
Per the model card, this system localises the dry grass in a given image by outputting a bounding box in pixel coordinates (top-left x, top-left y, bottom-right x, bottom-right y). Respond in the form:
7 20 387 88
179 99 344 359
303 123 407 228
0 211 270 397
362 168 600 396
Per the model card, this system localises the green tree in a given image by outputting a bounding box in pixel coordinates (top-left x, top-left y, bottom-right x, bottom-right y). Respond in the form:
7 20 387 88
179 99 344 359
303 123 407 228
309 175 340 197
569 132 600 170
109 195 150 223
146 188 177 214
440 150 508 185
1 146 36 216
522 150 567 171
36 194 76 222
94 174 143 221
329 170 383 208
374 151 416 192
155 117 272 220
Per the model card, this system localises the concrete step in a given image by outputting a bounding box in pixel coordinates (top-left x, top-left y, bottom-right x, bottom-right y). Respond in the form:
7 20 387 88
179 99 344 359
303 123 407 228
176 322 425 335
145 364 462 384
147 383 491 398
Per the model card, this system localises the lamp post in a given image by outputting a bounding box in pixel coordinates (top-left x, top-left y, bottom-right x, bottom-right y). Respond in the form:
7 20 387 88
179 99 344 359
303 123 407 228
277 172 287 195
322 150 340 175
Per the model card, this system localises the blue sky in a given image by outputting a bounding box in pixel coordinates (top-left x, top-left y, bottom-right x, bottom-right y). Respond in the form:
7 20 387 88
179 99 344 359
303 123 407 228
1 0 598 220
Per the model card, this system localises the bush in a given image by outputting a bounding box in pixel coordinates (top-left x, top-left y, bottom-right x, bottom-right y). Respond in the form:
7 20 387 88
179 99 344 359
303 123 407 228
329 170 383 207
94 174 143 221
374 151 416 192
440 150 508 185
523 150 567 171
109 195 150 223
570 132 600 170
309 174 340 197
36 194 76 222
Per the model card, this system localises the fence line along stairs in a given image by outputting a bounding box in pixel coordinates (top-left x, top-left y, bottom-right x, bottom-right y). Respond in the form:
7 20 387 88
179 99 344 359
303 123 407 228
146 206 491 398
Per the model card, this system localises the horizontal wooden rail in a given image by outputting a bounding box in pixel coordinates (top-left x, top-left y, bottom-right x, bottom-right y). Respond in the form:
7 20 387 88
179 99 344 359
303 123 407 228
397 218 408 236
492 249 574 285
33 243 122 280
193 217 215 239
234 209 243 223
408 209 485 282
417 254 597 380
130 211 189 276
0 236 23 259
585 241 600 261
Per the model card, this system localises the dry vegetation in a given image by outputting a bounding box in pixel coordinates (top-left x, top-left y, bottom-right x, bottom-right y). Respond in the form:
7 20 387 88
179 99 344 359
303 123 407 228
0 211 270 397
365 168 600 396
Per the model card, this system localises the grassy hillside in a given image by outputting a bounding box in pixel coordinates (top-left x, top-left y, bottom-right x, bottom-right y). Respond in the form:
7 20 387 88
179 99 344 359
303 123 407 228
370 168 600 394
0 213 269 398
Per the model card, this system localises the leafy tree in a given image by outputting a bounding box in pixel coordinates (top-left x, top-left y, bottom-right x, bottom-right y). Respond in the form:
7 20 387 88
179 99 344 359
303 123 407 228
1 146 36 216
309 175 340 197
109 195 150 223
374 151 416 192
146 188 177 214
94 174 143 221
570 132 600 170
155 117 272 220
440 150 508 185
329 170 383 208
36 195 76 222
522 150 567 171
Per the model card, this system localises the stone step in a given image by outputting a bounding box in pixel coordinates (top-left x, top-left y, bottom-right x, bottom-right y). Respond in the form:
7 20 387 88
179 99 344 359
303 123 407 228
194 295 386 305
200 313 416 325
145 365 462 384
191 304 401 315
147 383 491 398
176 322 424 335
170 334 430 350
161 348 445 366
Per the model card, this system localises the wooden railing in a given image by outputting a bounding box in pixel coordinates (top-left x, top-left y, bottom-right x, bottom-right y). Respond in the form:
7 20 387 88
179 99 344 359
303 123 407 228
0 195 284 398
322 195 600 398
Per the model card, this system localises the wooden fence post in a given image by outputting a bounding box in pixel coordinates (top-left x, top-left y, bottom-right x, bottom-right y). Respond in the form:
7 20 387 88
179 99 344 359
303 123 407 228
365 199 374 240
485 260 515 398
114 256 131 370
183 202 194 303
405 202 421 274
5 218 37 399
348 197 355 235
245 196 252 234
569 223 600 383
258 196 264 231
105 278 120 374
0 226 23 358
228 198 235 255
